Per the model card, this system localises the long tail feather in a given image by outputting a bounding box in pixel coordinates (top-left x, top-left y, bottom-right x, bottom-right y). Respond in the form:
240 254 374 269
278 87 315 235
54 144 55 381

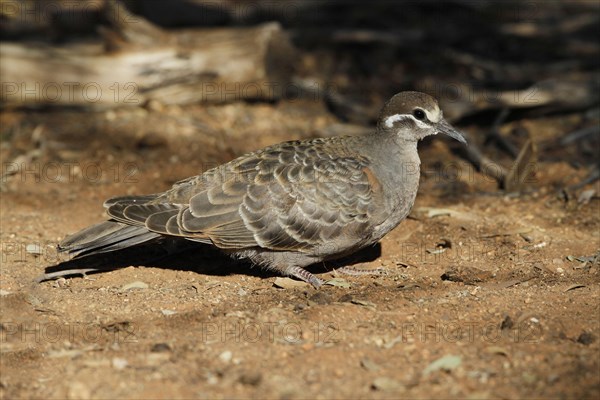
58 220 160 258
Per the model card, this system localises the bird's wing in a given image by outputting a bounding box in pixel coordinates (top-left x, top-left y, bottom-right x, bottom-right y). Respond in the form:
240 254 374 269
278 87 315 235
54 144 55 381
106 139 384 251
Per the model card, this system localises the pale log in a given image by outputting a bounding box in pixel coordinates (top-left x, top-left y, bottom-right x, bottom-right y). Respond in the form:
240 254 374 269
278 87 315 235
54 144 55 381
0 20 296 108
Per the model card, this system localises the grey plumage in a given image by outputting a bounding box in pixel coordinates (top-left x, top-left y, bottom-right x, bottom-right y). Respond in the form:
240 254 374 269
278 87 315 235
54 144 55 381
57 91 466 287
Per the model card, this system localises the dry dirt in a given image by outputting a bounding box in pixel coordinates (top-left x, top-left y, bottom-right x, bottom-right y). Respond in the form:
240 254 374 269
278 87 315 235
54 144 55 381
1 99 599 399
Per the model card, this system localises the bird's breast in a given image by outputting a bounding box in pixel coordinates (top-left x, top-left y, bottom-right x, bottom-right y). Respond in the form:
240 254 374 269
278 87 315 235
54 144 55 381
370 158 421 239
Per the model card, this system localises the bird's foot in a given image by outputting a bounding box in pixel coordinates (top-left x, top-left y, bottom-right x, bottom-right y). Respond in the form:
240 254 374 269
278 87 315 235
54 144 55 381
334 265 388 277
288 266 323 289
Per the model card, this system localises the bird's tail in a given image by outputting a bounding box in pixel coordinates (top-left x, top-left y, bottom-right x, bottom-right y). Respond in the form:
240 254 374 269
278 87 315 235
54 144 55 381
58 220 160 259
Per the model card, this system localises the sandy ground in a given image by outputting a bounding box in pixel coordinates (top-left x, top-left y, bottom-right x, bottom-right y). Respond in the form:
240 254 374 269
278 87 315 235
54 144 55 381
1 100 599 399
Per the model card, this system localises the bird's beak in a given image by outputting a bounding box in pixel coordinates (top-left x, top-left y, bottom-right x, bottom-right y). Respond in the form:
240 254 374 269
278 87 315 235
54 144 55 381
437 119 467 144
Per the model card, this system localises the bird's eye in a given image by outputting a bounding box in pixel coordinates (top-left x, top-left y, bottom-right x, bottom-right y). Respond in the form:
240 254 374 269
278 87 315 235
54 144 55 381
413 109 426 120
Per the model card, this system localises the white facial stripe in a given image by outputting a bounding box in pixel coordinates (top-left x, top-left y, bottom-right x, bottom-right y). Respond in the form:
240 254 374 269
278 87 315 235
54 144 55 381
424 108 441 123
384 113 407 128
384 114 432 130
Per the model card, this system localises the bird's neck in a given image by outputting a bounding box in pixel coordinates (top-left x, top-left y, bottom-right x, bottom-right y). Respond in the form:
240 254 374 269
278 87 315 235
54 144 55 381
363 132 421 176
363 132 422 206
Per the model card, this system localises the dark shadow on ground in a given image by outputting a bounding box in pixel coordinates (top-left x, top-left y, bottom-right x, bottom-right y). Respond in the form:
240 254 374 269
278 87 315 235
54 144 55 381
41 238 382 283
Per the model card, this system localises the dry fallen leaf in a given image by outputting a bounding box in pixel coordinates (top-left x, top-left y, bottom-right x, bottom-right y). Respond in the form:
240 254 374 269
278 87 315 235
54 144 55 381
423 355 462 376
351 299 376 308
360 358 382 372
324 278 351 288
480 227 533 238
120 281 149 291
273 277 309 289
371 377 404 391
484 346 510 357
416 207 476 221
564 284 586 292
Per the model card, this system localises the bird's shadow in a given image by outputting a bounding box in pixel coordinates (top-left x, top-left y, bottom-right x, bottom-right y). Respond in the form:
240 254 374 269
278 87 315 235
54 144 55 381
41 238 382 282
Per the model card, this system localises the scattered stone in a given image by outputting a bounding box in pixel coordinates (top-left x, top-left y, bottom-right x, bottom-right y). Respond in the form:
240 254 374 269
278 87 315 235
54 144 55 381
371 377 404 391
219 350 233 363
338 294 353 303
441 266 493 285
26 244 42 255
120 281 148 291
423 354 462 376
547 374 560 384
112 357 128 370
324 278 351 288
293 303 308 312
350 298 376 308
151 343 172 352
102 321 133 333
426 247 446 255
308 291 333 305
238 371 262 386
522 371 538 384
500 316 514 330
577 332 595 345
273 277 309 289
25 294 43 307
55 277 68 288
577 189 596 204
48 349 84 359
361 358 382 372
398 283 420 291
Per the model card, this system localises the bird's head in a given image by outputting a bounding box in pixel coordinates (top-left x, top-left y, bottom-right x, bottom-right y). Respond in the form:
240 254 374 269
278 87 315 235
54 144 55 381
377 91 467 144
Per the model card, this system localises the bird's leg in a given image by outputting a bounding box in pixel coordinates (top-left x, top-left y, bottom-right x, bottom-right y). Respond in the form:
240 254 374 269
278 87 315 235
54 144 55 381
287 266 323 289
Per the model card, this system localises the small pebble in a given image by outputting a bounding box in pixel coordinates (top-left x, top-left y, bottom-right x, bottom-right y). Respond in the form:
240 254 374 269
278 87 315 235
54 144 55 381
120 281 148 291
219 350 232 363
112 357 128 370
361 358 382 372
151 343 172 352
239 371 262 386
577 332 595 345
26 244 42 255
371 377 404 391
